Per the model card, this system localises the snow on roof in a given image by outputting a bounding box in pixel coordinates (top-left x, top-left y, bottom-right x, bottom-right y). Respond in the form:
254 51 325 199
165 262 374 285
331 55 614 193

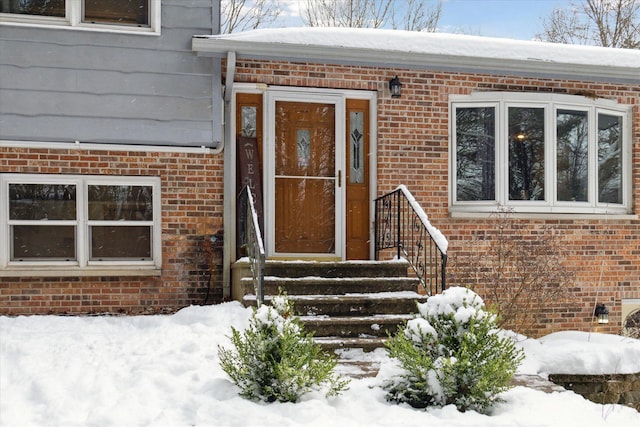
192 27 640 83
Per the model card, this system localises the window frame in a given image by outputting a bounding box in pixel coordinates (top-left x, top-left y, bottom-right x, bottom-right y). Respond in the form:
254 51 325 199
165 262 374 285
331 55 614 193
450 92 632 215
0 174 162 272
0 0 160 35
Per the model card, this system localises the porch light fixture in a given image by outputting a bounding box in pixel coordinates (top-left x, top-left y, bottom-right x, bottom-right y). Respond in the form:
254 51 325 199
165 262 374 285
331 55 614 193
389 76 402 98
594 303 609 324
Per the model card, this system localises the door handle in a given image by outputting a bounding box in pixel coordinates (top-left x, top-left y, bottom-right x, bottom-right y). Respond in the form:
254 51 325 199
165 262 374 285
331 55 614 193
337 170 342 188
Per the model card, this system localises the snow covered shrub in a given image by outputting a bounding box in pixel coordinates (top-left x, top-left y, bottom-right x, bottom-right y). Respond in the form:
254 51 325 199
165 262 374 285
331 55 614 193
383 286 524 413
218 294 349 403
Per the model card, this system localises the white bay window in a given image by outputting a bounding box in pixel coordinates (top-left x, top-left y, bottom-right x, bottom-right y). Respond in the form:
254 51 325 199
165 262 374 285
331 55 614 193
450 93 631 215
1 174 161 272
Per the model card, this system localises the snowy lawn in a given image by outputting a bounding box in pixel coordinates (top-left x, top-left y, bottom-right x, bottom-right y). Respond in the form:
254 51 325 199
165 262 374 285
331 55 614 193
1 302 639 427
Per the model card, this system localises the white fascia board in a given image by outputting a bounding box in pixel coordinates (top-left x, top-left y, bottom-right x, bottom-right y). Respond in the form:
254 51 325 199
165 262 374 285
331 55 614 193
192 37 640 84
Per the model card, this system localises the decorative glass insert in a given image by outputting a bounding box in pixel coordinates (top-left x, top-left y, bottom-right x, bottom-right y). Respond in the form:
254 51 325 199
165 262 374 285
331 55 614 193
350 111 364 184
297 129 310 168
241 106 257 138
508 107 545 201
455 107 496 201
557 109 589 202
598 113 622 204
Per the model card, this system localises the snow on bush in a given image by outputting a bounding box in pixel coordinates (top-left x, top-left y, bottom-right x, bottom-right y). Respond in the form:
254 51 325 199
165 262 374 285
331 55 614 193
383 286 524 413
218 294 349 403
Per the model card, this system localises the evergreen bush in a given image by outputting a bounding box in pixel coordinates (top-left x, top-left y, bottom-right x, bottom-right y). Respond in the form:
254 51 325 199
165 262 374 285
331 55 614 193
218 294 349 403
383 286 524 413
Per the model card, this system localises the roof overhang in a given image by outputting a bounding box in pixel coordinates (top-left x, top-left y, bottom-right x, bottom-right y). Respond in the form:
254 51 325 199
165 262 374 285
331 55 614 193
192 29 640 85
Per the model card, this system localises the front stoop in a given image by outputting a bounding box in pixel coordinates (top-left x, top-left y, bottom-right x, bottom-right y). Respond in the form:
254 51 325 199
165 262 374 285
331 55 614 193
235 260 425 356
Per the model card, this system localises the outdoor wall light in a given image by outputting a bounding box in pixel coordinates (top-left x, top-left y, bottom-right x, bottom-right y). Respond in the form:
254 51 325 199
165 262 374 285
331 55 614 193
389 76 402 98
594 303 609 324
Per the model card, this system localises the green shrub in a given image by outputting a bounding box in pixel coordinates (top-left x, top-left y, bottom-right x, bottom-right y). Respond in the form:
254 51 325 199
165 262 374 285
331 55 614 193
218 294 349 403
383 286 524 413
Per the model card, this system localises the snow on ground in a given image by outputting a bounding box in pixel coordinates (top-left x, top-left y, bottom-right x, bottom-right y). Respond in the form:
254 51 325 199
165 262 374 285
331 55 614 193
1 302 639 427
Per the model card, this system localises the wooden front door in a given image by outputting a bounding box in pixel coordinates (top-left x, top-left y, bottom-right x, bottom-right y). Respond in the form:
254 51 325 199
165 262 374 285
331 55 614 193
273 101 340 255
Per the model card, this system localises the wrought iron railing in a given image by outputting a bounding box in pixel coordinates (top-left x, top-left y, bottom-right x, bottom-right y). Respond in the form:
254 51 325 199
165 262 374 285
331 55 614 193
374 185 448 296
239 185 265 305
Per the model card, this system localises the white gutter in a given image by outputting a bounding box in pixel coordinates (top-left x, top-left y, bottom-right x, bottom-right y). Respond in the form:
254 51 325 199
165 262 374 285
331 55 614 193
222 51 236 299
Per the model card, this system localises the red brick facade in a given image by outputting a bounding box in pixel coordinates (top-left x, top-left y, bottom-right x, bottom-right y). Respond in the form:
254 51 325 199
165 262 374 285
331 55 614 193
2 58 638 337
0 147 226 314
229 59 639 337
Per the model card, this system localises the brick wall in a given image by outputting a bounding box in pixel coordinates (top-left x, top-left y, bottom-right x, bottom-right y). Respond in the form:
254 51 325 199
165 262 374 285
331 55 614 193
0 147 225 314
231 59 640 337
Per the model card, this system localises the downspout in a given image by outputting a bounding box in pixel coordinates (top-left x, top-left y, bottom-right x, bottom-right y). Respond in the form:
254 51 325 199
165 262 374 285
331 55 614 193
222 50 236 299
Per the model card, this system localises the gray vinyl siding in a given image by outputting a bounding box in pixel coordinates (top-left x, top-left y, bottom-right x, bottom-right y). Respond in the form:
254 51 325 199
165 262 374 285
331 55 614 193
0 0 220 148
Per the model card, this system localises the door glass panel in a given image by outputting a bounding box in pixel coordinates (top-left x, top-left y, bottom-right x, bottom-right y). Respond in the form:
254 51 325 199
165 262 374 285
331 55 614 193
12 225 75 260
275 101 336 254
557 109 588 202
241 106 257 138
598 113 622 204
350 111 364 184
508 107 545 201
297 129 311 168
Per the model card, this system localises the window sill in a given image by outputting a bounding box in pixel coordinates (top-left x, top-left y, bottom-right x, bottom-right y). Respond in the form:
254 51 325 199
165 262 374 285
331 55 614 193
0 19 160 36
0 267 162 278
449 211 638 221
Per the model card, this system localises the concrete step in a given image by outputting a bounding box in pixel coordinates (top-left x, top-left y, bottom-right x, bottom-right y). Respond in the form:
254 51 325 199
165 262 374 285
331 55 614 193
301 314 411 338
242 276 421 297
252 292 425 316
263 260 411 278
314 336 389 352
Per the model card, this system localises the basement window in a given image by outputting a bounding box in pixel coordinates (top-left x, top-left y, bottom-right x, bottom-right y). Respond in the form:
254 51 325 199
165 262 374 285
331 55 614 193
1 174 161 270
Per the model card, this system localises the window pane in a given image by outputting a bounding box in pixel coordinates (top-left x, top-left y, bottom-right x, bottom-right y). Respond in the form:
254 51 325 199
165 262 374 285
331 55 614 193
88 185 153 221
557 109 588 202
84 0 149 26
508 107 545 201
0 0 65 16
456 107 496 201
598 114 622 204
90 226 151 260
9 184 76 220
12 225 75 260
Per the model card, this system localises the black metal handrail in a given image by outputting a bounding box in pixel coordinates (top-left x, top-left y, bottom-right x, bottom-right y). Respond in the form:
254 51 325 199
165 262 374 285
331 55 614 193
239 185 265 305
374 185 448 296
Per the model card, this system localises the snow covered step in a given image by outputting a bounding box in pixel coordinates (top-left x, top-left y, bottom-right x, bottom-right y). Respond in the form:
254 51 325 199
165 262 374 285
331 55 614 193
263 259 411 279
314 336 389 353
253 292 427 316
242 276 421 296
301 314 412 338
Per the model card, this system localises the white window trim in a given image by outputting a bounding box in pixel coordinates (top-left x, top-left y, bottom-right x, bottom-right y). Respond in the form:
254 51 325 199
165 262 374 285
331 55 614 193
0 174 162 275
449 92 632 215
0 0 161 35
